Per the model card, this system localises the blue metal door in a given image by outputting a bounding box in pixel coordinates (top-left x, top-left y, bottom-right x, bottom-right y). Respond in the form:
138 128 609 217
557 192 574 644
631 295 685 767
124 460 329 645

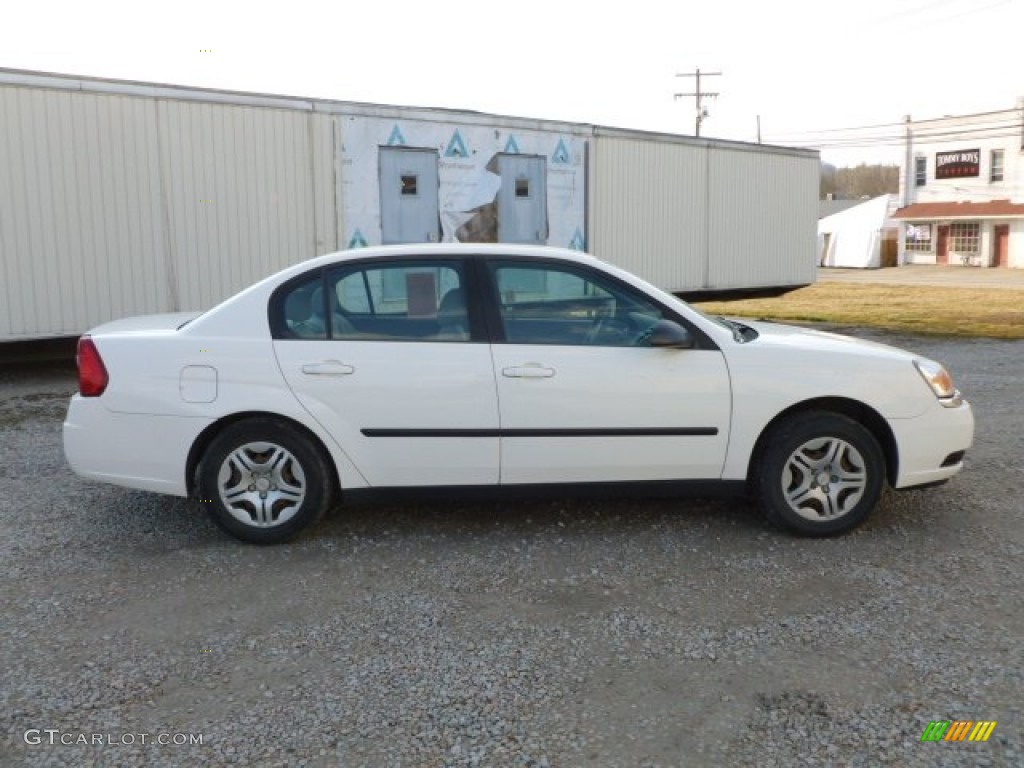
379 147 441 244
498 154 548 244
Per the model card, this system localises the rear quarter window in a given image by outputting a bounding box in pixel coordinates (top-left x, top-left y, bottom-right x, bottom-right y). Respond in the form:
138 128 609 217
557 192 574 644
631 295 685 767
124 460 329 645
270 272 327 340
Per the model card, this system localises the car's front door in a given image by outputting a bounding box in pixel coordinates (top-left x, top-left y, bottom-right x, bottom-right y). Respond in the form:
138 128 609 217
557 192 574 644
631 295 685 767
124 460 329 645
272 258 499 487
485 259 731 484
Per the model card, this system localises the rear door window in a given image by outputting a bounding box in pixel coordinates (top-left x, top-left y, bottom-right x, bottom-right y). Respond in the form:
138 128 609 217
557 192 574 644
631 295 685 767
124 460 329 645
327 261 470 341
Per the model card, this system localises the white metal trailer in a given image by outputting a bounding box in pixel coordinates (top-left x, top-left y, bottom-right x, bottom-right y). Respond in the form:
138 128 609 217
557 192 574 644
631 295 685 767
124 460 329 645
0 68 818 341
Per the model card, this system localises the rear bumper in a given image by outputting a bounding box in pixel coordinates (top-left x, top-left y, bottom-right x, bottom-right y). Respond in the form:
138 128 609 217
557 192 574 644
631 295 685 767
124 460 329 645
890 399 974 489
63 396 211 497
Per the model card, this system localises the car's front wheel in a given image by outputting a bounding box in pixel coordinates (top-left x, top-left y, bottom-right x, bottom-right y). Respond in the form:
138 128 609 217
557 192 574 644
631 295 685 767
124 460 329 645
198 418 333 544
755 411 885 536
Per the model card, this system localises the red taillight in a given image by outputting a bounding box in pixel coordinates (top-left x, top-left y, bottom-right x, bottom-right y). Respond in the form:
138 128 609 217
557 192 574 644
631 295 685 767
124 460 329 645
77 336 109 397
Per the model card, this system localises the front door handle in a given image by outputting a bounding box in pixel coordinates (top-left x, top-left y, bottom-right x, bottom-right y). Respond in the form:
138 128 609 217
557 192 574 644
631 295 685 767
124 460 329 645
502 364 555 379
301 360 355 376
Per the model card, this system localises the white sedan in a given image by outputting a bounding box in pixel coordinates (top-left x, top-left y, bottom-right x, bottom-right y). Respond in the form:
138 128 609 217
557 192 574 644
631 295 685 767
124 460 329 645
63 244 974 543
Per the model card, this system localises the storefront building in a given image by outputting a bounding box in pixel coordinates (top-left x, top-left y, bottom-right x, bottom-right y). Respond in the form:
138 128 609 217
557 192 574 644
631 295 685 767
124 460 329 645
894 103 1024 268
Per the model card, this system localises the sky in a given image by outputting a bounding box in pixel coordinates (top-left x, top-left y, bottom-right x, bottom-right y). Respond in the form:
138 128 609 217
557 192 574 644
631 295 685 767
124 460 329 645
2 0 1021 167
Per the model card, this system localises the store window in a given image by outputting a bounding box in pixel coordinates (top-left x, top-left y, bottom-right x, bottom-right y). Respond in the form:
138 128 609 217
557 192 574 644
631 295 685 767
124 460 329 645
904 223 932 252
914 156 927 186
990 149 1005 182
949 222 980 254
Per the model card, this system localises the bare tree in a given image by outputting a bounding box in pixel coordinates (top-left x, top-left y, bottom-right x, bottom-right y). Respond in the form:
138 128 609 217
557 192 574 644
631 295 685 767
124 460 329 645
821 163 898 199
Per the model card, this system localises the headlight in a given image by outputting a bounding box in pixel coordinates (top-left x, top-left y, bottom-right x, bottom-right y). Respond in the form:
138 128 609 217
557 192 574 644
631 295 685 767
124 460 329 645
913 359 962 407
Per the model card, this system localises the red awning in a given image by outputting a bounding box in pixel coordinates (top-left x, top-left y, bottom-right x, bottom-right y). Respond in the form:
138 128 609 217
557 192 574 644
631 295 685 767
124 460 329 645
892 200 1024 219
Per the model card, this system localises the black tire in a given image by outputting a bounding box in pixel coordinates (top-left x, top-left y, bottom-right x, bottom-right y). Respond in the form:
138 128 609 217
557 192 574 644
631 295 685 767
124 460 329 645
754 411 885 537
198 418 333 544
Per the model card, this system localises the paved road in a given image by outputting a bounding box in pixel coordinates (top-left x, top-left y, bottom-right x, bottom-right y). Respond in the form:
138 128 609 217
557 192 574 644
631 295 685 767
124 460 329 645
818 265 1024 290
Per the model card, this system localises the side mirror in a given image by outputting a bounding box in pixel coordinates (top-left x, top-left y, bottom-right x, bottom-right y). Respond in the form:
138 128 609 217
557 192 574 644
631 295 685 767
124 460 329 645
648 319 694 349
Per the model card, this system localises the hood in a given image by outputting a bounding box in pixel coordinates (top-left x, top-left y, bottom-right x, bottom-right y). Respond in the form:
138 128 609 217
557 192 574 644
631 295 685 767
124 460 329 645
734 319 920 362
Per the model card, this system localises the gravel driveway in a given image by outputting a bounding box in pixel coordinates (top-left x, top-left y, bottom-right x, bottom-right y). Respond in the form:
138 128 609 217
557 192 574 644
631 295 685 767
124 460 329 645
1 329 1021 767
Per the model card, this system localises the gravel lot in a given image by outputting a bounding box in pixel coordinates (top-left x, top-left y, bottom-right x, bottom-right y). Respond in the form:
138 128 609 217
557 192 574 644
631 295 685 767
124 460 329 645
1 329 1021 767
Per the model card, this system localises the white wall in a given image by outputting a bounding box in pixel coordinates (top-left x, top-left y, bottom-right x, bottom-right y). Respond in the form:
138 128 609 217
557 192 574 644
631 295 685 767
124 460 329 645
707 146 819 289
0 87 169 338
899 107 1024 207
589 131 818 292
0 84 335 339
895 106 1024 269
588 135 708 290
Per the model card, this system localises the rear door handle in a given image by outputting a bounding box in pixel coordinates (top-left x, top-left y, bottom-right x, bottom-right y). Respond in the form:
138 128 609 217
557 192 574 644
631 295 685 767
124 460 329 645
301 360 355 376
502 364 555 379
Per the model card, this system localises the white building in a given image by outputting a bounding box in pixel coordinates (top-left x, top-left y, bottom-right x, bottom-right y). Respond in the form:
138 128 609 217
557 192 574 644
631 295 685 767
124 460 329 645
0 69 819 342
894 102 1024 268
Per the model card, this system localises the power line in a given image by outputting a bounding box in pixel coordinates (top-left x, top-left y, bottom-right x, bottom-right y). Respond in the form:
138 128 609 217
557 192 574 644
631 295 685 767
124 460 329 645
673 69 721 137
765 118 1020 145
765 118 1024 150
793 130 1023 150
862 0 1012 35
773 104 1022 137
868 0 975 25
789 133 1023 154
900 0 1012 31
766 120 907 137
768 116 1020 141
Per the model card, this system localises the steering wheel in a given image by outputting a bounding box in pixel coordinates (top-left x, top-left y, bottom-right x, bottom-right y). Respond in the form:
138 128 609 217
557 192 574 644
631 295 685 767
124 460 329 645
633 326 655 346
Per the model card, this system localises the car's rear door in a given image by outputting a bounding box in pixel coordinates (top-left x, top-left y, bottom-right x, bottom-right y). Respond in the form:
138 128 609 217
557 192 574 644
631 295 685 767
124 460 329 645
484 258 731 484
272 257 500 487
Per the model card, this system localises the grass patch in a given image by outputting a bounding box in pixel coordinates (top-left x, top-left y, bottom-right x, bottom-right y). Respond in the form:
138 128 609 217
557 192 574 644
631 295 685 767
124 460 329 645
693 283 1024 339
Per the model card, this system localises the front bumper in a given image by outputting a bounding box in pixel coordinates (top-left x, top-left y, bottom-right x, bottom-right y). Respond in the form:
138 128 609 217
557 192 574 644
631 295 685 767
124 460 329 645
890 398 974 489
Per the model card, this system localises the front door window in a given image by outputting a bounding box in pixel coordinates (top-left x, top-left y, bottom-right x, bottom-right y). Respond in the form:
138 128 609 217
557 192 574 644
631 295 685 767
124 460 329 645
492 262 666 347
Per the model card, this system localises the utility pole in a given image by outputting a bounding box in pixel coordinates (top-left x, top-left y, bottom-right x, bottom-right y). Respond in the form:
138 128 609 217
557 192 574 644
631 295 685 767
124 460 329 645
674 68 721 137
903 114 913 208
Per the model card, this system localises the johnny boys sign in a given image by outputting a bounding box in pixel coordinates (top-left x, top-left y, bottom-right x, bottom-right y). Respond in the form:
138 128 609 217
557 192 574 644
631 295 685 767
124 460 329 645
935 149 980 179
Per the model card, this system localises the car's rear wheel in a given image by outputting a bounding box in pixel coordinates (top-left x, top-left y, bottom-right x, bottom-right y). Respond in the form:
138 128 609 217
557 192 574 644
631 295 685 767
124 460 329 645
755 411 885 536
198 418 332 544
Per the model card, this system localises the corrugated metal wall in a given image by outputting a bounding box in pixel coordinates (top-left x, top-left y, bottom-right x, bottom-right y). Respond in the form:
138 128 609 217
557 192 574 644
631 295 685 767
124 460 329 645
707 146 818 289
0 88 169 338
588 136 709 290
589 131 818 292
156 101 333 311
0 85 336 340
